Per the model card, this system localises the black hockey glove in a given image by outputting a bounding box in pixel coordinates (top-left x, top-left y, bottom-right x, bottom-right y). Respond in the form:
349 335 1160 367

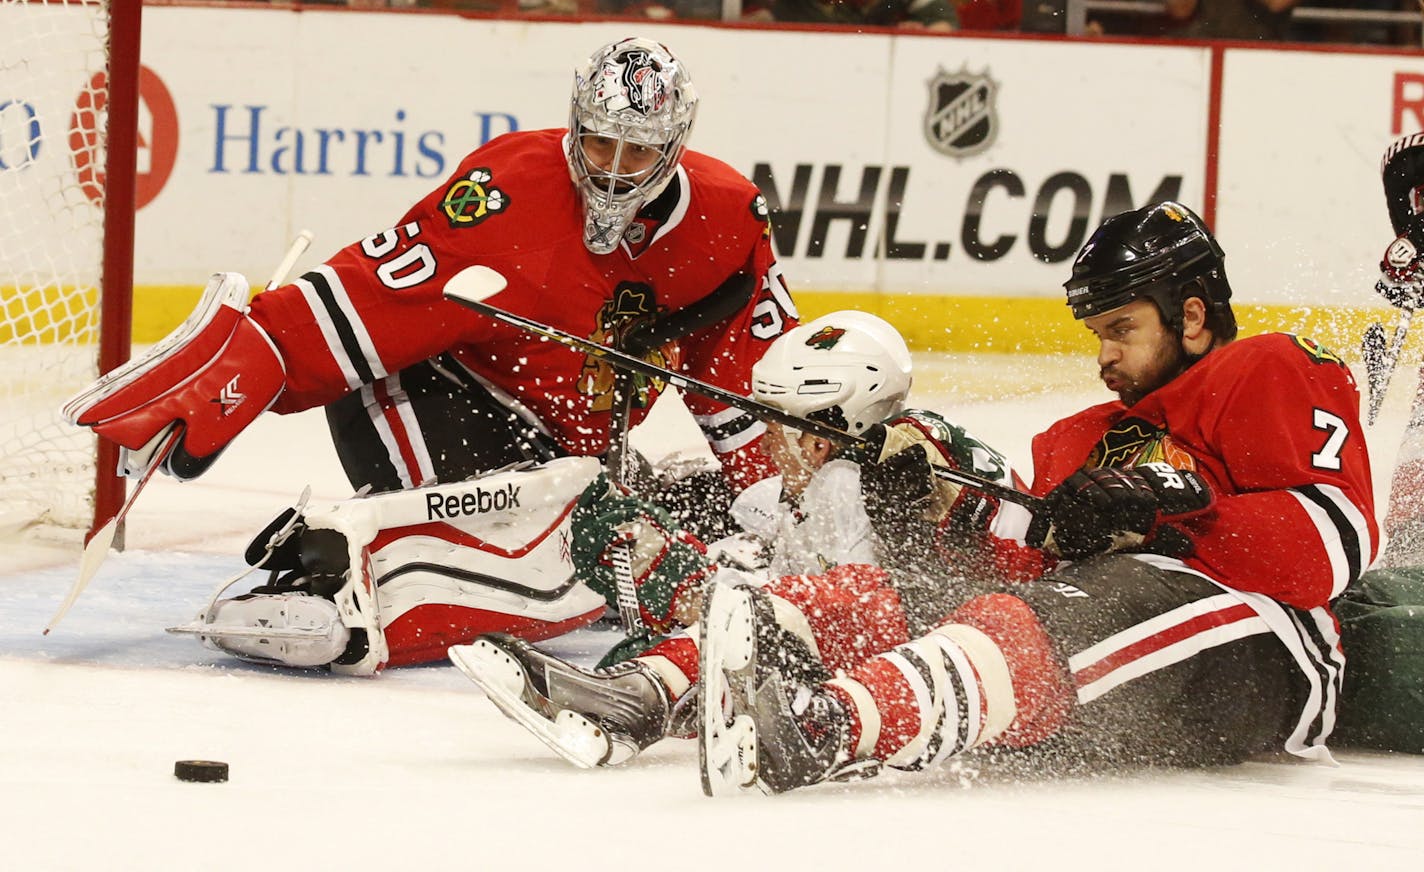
1026 463 1213 560
860 425 937 527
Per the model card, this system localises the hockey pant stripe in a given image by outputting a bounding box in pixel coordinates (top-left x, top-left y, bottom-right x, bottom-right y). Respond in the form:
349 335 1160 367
1068 594 1268 704
363 375 437 490
295 265 387 390
1290 484 1372 598
1289 607 1345 752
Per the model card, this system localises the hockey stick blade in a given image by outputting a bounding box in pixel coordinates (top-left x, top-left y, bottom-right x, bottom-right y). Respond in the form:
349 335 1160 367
442 271 1043 512
443 265 510 306
45 426 183 635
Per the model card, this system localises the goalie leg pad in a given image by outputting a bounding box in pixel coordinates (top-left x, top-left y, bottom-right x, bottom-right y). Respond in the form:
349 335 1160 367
62 272 285 480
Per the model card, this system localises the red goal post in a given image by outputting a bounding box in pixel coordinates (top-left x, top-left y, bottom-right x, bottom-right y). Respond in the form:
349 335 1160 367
1 0 139 542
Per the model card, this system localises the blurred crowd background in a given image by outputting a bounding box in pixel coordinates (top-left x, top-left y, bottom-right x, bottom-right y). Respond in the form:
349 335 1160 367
244 1 1424 47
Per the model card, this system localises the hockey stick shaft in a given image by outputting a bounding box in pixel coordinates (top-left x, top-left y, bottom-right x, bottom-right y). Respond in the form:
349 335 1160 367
265 228 314 291
442 279 1043 512
44 426 182 634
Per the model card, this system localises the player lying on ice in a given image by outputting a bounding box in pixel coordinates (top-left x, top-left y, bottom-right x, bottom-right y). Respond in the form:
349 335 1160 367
59 37 799 673
447 309 1025 765
459 201 1378 790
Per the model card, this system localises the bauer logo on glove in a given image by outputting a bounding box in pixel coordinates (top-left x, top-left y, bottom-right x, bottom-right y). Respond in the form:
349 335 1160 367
1027 463 1214 560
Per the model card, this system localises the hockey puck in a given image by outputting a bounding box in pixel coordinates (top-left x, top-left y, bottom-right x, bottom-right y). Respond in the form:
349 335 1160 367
173 760 229 783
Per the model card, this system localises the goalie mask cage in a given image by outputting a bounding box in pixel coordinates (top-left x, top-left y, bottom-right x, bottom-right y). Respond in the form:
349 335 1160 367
1 0 137 541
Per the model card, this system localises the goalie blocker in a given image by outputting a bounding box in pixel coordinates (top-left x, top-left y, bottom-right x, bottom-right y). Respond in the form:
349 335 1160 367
171 457 606 674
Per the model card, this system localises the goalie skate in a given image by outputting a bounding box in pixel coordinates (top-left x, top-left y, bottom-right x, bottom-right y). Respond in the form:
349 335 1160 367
449 634 670 769
166 592 350 669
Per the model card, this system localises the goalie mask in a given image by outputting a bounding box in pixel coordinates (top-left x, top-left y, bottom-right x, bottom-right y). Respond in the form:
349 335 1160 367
566 37 698 255
752 311 913 436
1065 200 1237 341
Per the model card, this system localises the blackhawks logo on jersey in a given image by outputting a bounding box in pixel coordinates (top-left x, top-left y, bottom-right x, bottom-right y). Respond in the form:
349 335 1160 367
1088 417 1198 471
1289 334 1346 368
805 326 846 350
441 167 509 229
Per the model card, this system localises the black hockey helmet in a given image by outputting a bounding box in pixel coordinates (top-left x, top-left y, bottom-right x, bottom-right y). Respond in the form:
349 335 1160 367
1064 201 1236 341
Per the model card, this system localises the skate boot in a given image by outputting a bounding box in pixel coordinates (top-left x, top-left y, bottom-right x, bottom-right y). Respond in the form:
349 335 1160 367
195 577 351 668
699 584 855 796
168 526 386 674
449 633 672 768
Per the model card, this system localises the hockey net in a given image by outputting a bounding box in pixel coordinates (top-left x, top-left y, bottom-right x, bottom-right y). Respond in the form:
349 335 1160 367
1 0 135 540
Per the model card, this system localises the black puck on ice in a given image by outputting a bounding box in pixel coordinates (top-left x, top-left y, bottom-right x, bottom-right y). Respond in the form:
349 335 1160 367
174 760 229 783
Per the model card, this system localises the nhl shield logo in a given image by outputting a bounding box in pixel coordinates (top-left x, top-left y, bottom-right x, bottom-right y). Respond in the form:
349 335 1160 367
924 68 998 159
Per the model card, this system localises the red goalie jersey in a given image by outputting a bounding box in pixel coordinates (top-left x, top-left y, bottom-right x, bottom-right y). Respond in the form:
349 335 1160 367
1030 333 1378 610
247 128 796 490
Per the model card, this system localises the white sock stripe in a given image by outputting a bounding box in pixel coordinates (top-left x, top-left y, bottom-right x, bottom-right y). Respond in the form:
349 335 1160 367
636 654 693 699
924 636 976 764
881 649 939 766
765 592 822 660
935 624 1013 746
826 677 881 759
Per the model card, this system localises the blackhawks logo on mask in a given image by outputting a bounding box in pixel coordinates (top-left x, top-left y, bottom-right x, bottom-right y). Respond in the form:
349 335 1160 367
441 167 510 229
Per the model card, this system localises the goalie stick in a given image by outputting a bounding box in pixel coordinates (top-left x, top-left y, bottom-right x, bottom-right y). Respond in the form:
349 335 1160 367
44 230 315 635
442 266 1044 513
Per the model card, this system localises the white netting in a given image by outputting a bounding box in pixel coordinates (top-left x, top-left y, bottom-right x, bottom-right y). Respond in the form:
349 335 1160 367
0 0 111 535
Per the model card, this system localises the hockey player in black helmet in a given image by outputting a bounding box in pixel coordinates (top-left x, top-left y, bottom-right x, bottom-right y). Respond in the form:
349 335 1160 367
699 201 1379 796
1065 200 1236 339
1063 200 1237 406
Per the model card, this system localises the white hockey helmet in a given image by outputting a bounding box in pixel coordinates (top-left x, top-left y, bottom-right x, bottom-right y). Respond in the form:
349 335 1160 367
752 311 913 437
566 37 698 255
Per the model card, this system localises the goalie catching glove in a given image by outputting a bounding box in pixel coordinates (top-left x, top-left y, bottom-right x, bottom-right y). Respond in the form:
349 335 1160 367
1026 462 1214 560
570 474 713 634
61 272 285 480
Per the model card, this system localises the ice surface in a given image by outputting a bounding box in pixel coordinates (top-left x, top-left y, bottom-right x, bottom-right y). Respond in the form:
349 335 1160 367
4 353 1423 870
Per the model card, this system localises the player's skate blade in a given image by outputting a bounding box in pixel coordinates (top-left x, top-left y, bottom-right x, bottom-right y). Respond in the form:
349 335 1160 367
698 584 760 797
448 640 611 769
